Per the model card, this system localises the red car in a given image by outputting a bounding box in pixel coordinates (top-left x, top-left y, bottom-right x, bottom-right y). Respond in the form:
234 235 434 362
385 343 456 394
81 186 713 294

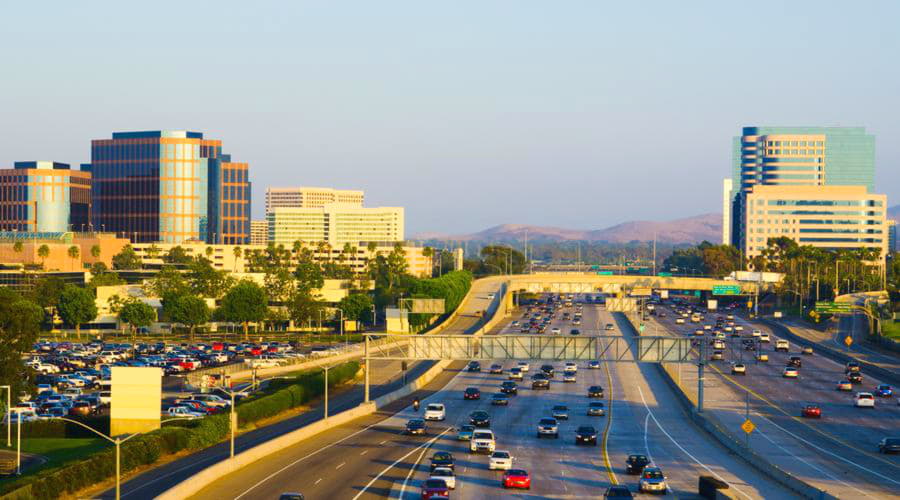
801 404 822 418
464 387 481 400
502 469 531 490
421 478 450 499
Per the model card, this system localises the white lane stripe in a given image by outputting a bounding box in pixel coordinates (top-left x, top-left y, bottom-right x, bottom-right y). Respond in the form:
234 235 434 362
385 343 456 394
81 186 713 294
336 462 345 470
397 429 444 499
637 386 752 500
314 478 322 485
643 413 655 465
360 450 368 456
353 427 450 500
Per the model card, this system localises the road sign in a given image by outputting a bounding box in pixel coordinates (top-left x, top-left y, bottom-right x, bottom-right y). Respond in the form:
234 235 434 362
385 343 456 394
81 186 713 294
712 285 741 296
844 336 853 347
590 265 599 270
741 419 755 434
659 272 672 277
639 324 646 333
597 271 613 276
815 301 853 314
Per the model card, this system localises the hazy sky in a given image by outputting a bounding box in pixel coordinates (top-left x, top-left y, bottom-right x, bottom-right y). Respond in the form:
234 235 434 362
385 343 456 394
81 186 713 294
1 1 897 235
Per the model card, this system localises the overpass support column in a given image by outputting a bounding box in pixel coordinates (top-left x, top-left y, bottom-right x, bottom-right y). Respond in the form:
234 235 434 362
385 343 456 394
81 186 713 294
504 288 514 316
364 336 370 403
697 361 704 413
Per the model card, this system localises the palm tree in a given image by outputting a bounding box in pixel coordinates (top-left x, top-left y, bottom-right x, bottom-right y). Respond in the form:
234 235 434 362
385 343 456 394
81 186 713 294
67 245 80 271
37 244 50 269
233 246 242 272
205 246 214 258
90 244 101 260
146 244 161 259
13 240 23 256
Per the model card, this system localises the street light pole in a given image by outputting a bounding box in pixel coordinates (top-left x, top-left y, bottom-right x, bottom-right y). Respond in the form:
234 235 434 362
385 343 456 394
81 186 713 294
1 385 10 446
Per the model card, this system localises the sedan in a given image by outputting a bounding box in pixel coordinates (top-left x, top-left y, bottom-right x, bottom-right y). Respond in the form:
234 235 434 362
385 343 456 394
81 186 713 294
501 469 531 490
575 425 598 445
801 346 813 355
467 361 481 372
605 323 615 330
782 367 799 378
489 364 503 374
516 361 530 372
855 392 876 408
430 451 454 471
470 410 491 427
569 329 581 335
464 387 481 400
531 374 550 390
491 393 509 406
848 372 863 384
551 327 562 335
456 424 475 441
639 467 668 494
588 360 601 369
626 454 651 475
406 419 427 435
788 356 802 368
429 467 456 489
421 479 450 499
878 437 900 454
563 371 577 383
552 405 569 420
508 368 523 380
500 381 518 395
489 450 513 470
540 365 555 377
875 384 893 398
587 401 606 416
836 380 853 392
604 485 634 498
731 364 746 375
801 404 822 418
588 385 605 398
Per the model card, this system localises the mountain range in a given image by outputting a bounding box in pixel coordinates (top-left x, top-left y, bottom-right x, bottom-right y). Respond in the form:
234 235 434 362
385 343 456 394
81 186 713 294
415 204 900 245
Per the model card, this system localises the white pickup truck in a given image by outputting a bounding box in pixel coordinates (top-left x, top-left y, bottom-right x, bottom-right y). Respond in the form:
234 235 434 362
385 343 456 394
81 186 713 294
470 430 496 454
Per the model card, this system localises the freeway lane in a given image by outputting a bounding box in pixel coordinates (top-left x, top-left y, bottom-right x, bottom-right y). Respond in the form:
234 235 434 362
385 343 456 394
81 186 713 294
648 304 900 499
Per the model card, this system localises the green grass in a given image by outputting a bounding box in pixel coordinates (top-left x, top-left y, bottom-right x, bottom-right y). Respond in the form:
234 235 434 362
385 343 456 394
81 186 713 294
21 438 109 466
882 321 900 340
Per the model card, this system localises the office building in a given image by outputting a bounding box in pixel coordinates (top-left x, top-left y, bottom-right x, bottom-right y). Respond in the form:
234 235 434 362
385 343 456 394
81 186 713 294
888 220 897 253
742 185 888 261
268 204 403 247
0 162 91 233
89 130 250 244
722 179 733 245
728 126 876 249
265 187 364 212
250 220 268 246
0 231 129 271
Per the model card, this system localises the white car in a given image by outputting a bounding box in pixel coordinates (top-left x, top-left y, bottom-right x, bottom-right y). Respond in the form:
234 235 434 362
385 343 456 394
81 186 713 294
165 406 204 418
516 361 530 372
734 325 744 332
470 430 496 453
424 403 446 421
731 363 746 375
489 450 513 470
551 327 561 335
430 467 456 489
704 324 713 331
855 392 876 408
775 339 789 351
782 367 799 378
675 318 685 324
564 362 578 372
563 370 577 383
487 293 496 300
751 329 762 338
760 333 771 343
191 394 231 408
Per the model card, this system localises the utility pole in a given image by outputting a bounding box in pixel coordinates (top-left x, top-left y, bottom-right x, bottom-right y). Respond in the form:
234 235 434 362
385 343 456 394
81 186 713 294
652 233 657 276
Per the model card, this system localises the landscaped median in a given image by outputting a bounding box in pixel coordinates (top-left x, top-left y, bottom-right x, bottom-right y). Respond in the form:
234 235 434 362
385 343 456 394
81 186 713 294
0 361 360 500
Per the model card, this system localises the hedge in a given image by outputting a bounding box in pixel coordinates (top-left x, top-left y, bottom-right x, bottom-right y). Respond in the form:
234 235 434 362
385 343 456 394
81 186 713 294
0 361 360 500
407 270 473 329
0 416 109 439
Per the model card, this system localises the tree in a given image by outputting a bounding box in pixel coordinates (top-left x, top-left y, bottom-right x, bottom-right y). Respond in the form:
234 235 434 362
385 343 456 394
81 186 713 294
13 241 23 256
186 257 234 299
163 246 192 265
287 289 323 328
90 244 101 259
57 285 98 338
294 248 324 292
216 281 268 339
112 245 142 270
145 244 161 259
29 276 66 312
479 245 526 275
166 294 210 342
0 288 44 397
370 243 409 294
118 299 157 333
144 266 189 298
338 293 374 325
232 246 242 272
37 244 50 269
89 267 125 289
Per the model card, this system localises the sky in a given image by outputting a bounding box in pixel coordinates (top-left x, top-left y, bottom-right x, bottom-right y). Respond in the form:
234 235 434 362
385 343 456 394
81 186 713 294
1 1 898 236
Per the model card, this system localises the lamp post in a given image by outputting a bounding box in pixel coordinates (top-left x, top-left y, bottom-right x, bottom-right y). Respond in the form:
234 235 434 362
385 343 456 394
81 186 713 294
1 385 10 447
323 364 337 420
370 304 376 329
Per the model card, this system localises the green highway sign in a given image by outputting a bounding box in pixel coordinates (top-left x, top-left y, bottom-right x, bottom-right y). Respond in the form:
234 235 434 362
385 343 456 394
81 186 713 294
712 285 741 296
659 272 672 277
590 265 599 270
597 271 614 276
815 301 854 313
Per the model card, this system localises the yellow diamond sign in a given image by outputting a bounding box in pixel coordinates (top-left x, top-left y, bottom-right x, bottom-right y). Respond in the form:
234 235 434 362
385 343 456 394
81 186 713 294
741 419 755 434
844 336 853 347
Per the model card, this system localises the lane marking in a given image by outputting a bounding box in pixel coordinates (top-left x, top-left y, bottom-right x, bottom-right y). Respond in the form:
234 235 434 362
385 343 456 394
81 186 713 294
397 429 444 499
314 478 322 486
379 440 387 445
600 358 617 485
636 385 751 500
642 413 655 465
353 427 450 500
359 450 368 456
336 462 345 470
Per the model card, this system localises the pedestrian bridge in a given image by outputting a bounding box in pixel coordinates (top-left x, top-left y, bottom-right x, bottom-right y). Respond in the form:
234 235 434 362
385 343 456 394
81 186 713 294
480 272 766 298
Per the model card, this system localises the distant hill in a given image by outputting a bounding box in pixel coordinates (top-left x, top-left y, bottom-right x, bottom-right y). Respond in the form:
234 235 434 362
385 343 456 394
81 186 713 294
414 213 722 244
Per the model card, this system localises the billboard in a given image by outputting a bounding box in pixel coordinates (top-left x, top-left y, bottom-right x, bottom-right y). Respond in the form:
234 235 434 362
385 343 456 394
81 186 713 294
407 298 446 314
111 367 162 436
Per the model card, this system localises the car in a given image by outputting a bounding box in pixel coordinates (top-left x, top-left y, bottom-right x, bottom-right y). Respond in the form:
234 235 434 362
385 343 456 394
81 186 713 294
836 380 853 391
605 323 615 330
537 417 559 438
491 393 510 406
775 339 789 351
501 469 531 490
467 361 481 372
713 340 726 350
788 356 802 368
757 353 769 362
425 403 446 421
848 372 863 384
406 418 427 435
551 327 562 335
588 401 606 416
552 405 569 420
675 318 685 324
639 466 668 494
711 351 724 361
856 392 876 408
278 493 304 500
782 367 799 378
421 478 450 499
694 329 705 336
456 424 475 441
878 437 900 454
508 367 523 380
470 410 491 427
563 370 577 383
588 385 605 398
531 374 550 390
464 387 481 400
429 467 456 490
875 384 893 398
731 363 746 375
470 429 496 453
575 425 598 445
489 450 513 470
626 454 651 474
604 485 634 498
489 364 503 374
564 362 578 372
500 381 518 395
70 401 93 416
801 346 813 355
751 329 762 338
540 365 555 377
430 451 455 470
801 403 822 418
845 361 861 373
588 360 601 369
760 333 771 343
570 329 581 335
516 361 530 372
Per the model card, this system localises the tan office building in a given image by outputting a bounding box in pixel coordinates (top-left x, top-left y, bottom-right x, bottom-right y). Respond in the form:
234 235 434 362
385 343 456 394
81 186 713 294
743 185 888 261
265 187 364 212
268 205 403 247
250 220 268 246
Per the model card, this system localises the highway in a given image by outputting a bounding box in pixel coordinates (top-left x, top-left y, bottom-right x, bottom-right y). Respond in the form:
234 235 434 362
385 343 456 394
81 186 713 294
646 304 900 499
99 279 504 499
190 295 791 499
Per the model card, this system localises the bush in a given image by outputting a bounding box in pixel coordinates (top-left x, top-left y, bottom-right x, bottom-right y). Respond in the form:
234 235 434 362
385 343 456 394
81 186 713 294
0 361 360 499
406 270 473 329
0 416 109 439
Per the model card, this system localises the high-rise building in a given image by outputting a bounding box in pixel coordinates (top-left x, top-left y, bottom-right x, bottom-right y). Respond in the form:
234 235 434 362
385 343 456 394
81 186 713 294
250 219 268 246
267 204 403 247
722 179 733 245
888 220 897 253
0 161 91 232
742 185 888 261
265 187 364 212
728 126 876 250
89 130 250 244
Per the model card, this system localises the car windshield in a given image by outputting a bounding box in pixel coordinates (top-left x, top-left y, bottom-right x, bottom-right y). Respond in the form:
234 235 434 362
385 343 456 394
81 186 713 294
473 432 492 440
578 426 596 433
432 468 452 476
409 419 424 425
629 455 648 462
553 405 567 411
493 394 505 398
643 470 664 479
433 452 451 460
492 451 510 458
465 388 478 393
424 479 447 489
539 418 556 425
460 425 474 432
427 404 442 411
590 402 604 407
507 469 527 476
472 411 488 418
886 439 900 446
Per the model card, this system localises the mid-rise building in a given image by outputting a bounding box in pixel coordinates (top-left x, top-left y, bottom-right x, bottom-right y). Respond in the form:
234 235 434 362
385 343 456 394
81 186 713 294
268 204 403 247
742 185 888 261
89 130 250 244
265 187 364 212
0 162 91 232
888 220 897 253
250 220 268 246
722 179 733 245
0 231 129 271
